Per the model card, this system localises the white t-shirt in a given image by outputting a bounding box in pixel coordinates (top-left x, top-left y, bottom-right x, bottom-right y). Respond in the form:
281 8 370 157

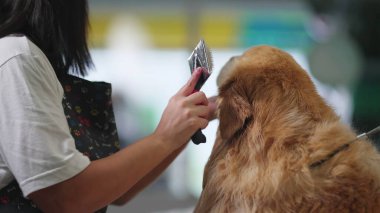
0 35 91 197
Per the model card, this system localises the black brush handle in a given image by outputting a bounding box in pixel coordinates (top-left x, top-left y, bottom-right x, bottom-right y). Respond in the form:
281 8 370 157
192 129 206 145
191 68 208 145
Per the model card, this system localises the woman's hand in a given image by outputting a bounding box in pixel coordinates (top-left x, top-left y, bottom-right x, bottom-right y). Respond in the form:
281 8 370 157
154 68 214 151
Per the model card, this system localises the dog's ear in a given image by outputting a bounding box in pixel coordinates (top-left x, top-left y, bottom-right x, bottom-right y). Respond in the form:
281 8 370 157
218 77 252 140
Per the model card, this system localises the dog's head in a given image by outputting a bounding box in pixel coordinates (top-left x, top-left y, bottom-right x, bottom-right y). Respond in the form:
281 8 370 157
216 46 336 142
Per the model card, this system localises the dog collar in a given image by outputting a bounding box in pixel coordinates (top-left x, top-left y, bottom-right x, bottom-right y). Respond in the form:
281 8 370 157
309 141 353 169
309 125 380 169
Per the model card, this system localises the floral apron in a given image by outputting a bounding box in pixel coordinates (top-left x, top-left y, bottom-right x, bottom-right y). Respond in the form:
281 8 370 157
0 75 120 212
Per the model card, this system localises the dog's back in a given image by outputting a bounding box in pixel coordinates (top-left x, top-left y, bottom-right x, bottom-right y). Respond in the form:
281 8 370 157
195 46 380 213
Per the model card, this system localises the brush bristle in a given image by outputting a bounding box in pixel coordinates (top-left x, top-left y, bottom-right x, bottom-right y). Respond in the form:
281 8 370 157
202 40 214 74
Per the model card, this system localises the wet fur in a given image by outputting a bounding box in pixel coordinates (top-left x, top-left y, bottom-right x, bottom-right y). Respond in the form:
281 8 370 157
195 46 380 212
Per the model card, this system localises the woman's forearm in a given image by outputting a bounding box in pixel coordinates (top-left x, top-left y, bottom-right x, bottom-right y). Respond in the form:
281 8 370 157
29 134 178 213
112 144 187 205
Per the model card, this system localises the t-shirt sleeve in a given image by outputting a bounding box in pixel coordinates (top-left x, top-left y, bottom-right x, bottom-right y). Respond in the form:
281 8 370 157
0 53 91 197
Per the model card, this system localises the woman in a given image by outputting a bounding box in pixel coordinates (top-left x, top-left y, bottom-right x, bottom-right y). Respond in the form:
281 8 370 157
0 0 216 212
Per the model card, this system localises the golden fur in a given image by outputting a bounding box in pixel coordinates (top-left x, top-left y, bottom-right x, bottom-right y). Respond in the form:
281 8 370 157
195 46 380 213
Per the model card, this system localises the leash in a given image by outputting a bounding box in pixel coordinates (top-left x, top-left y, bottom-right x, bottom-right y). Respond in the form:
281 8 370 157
309 125 380 169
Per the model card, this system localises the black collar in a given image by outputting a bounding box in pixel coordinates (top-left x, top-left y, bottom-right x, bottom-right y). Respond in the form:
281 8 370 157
309 126 380 169
309 139 357 169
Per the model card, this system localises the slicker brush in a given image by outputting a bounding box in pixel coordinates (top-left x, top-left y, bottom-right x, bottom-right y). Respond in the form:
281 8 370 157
187 39 214 145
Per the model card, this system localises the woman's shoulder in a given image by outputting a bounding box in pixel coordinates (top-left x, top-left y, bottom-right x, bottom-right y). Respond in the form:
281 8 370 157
0 35 60 93
0 34 45 67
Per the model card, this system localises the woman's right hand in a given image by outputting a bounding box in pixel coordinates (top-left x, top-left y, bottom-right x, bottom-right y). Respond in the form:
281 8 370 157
154 68 211 151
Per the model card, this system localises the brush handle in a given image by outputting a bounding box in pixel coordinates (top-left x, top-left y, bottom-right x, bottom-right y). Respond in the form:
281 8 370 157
194 69 209 91
192 129 206 145
191 69 209 145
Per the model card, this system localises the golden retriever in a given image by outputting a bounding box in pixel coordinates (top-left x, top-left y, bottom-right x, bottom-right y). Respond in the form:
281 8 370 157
195 46 380 213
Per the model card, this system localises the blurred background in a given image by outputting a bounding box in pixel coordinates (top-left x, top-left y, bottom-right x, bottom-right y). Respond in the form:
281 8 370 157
84 0 380 212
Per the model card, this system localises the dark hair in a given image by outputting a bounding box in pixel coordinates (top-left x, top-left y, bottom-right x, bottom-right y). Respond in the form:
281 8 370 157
0 0 93 77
